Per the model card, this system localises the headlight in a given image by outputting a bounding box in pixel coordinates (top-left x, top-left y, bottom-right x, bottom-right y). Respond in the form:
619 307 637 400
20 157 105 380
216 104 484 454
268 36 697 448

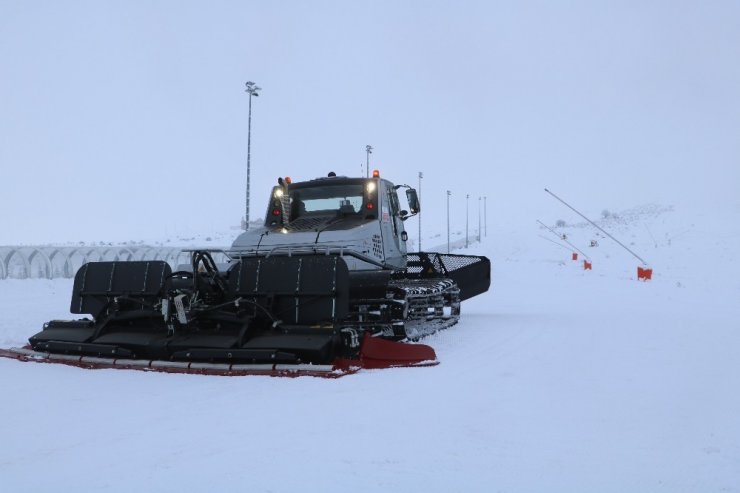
366 181 376 193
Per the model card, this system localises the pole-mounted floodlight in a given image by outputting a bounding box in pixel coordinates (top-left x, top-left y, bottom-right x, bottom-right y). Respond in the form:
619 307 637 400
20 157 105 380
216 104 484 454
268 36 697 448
465 194 469 248
418 171 423 252
365 145 373 178
446 190 451 254
478 196 482 242
484 196 487 237
244 81 261 230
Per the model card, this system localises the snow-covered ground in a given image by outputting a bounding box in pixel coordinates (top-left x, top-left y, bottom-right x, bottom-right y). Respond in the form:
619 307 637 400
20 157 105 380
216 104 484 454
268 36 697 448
2 204 739 492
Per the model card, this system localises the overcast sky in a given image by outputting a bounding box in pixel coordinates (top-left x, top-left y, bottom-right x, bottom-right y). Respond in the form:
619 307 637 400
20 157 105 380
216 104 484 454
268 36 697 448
1 0 738 244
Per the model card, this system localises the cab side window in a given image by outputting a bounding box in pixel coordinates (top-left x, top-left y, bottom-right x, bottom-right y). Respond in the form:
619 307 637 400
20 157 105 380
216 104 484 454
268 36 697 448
387 188 401 237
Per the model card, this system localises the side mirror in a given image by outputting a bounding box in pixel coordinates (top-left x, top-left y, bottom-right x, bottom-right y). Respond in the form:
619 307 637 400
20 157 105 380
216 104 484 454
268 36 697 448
406 189 420 214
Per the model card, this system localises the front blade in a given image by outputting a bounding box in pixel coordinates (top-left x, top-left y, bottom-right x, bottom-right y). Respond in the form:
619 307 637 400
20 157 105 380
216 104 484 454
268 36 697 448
353 332 438 369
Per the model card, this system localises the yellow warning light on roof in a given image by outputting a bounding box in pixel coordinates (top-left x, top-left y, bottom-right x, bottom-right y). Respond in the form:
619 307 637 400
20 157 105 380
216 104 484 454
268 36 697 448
372 169 380 178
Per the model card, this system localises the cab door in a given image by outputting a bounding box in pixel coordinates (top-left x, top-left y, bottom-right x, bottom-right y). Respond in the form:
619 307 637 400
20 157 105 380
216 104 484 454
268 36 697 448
380 181 407 268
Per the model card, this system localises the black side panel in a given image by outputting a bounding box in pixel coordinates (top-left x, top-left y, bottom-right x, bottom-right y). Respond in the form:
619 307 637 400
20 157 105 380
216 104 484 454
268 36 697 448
243 333 335 362
29 320 96 345
405 253 491 301
230 255 349 324
253 258 296 321
296 256 349 322
70 261 172 318
348 270 393 300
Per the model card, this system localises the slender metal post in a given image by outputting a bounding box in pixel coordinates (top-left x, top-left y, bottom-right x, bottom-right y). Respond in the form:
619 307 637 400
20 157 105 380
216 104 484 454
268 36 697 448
484 196 487 237
544 188 648 265
478 197 481 242
365 145 373 178
465 194 469 248
446 190 451 253
418 171 423 252
244 81 261 230
246 93 252 229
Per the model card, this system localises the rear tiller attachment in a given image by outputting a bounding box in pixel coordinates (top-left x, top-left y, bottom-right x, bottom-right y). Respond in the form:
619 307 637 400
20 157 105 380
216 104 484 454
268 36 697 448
1 252 444 377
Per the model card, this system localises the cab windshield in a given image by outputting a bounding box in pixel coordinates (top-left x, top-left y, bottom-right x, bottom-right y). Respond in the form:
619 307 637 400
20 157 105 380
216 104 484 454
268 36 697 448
290 184 364 218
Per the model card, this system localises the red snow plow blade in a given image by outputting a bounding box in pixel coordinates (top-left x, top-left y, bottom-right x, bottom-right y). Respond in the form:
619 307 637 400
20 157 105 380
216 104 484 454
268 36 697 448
348 332 438 369
0 335 437 378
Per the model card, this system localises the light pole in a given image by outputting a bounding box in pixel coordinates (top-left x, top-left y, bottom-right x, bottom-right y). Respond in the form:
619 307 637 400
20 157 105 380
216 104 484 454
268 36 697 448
484 196 487 237
478 197 482 242
446 190 451 253
465 194 469 248
418 171 423 252
244 81 261 230
365 145 373 178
